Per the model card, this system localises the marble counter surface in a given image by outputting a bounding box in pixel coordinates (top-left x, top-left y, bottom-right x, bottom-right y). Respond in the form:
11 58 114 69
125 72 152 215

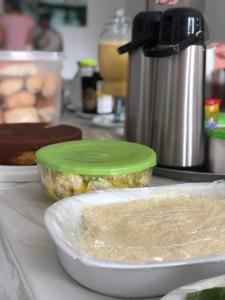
0 112 181 299
60 111 124 140
0 177 180 300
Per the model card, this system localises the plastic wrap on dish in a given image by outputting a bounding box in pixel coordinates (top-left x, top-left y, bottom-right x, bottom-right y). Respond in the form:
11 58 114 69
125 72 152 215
45 181 225 267
79 194 225 263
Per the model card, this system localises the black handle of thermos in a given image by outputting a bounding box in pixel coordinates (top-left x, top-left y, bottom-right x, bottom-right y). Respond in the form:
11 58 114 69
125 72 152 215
118 42 133 54
118 36 158 55
144 31 203 57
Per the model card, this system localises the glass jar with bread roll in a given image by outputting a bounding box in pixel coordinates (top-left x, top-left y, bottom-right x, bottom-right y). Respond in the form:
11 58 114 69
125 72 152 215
0 51 62 125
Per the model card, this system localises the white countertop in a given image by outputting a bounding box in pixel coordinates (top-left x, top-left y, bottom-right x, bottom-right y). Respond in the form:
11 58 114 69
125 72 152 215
0 176 180 300
60 111 124 140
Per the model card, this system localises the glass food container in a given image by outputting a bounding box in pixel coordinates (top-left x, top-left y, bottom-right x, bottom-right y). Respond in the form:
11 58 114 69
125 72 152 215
98 9 131 98
0 51 62 125
36 140 156 201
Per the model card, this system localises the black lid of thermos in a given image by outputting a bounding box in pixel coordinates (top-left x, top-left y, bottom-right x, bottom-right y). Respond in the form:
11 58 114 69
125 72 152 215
144 7 208 57
118 11 162 54
159 7 206 45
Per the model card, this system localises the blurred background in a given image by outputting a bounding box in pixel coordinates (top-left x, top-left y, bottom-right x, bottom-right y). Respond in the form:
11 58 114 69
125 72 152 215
0 0 224 77
0 0 225 125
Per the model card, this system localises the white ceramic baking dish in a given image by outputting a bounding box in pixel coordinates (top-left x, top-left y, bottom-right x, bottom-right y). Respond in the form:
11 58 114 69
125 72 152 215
44 181 225 299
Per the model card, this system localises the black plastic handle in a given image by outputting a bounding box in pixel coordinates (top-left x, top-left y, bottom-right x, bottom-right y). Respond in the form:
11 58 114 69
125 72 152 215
118 36 158 55
144 31 203 57
118 42 133 55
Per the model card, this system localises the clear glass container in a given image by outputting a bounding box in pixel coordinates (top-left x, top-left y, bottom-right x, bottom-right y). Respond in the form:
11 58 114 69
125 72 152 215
98 9 131 98
0 51 62 125
36 140 156 201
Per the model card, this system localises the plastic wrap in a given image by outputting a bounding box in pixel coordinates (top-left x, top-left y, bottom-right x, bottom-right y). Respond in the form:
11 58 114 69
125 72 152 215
80 196 225 263
45 181 225 267
40 167 152 201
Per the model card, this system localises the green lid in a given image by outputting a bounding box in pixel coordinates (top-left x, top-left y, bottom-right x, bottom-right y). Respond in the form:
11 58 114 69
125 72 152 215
36 140 156 175
207 128 225 140
78 59 97 67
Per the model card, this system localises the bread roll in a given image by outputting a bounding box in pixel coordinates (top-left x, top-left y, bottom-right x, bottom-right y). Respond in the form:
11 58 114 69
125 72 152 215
0 78 23 97
0 63 40 77
3 91 36 109
0 109 3 124
42 73 59 98
36 98 55 123
4 107 40 123
36 97 54 108
26 74 45 93
38 106 55 123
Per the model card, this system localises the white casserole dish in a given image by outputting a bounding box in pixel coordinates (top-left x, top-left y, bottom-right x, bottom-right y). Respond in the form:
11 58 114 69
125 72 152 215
44 181 225 299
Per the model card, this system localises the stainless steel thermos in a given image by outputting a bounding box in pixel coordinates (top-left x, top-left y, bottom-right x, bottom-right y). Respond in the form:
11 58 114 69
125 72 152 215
120 8 207 169
118 11 161 146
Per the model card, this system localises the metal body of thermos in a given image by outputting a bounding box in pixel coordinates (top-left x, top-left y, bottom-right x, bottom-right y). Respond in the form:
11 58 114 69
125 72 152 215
127 49 158 145
118 11 161 145
121 8 207 169
151 45 205 167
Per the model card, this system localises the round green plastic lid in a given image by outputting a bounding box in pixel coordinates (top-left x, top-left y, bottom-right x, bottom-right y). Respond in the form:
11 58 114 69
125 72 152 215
78 59 97 67
207 128 225 140
36 140 156 175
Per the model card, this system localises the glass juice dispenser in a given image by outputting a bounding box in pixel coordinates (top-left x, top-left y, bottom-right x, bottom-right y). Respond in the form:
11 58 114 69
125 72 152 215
98 9 131 100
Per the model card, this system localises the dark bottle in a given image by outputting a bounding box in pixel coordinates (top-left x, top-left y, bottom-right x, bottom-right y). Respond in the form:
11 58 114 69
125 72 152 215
78 59 100 114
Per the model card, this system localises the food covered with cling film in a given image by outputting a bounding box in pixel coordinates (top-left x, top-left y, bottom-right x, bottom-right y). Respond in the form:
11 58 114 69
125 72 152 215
79 196 225 263
44 181 225 299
